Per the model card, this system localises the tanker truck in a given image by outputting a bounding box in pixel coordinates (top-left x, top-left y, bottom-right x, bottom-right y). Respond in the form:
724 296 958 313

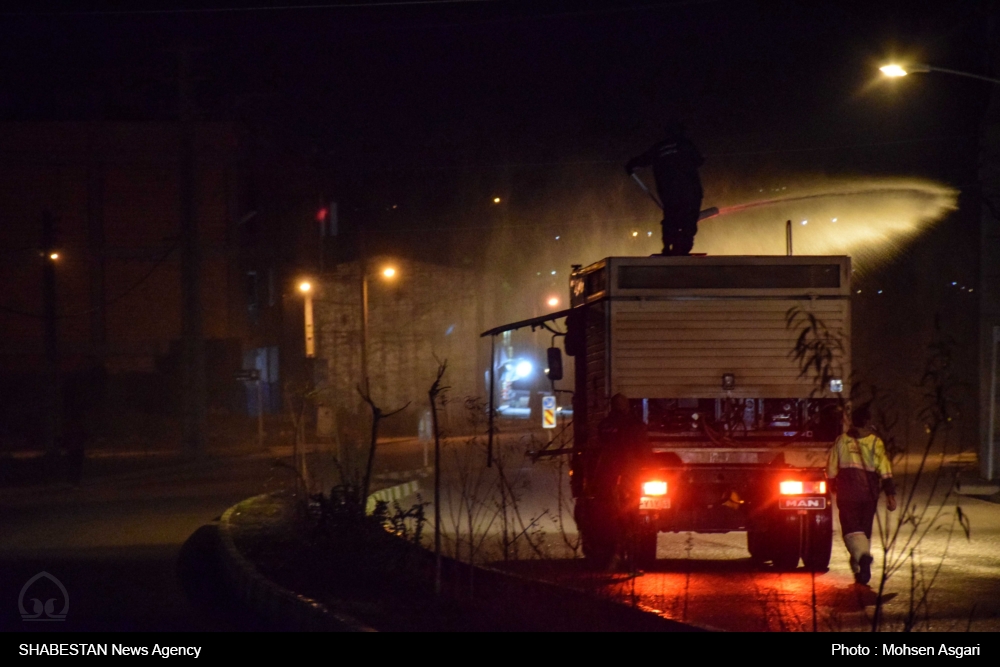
482 254 850 570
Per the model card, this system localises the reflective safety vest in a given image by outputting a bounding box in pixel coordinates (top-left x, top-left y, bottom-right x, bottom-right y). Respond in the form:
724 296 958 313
827 432 895 498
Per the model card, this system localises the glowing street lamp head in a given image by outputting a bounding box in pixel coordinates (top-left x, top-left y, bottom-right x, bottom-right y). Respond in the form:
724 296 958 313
515 360 532 379
493 197 501 204
547 296 559 307
298 281 312 293
880 64 909 78
880 63 929 78
382 267 396 279
48 252 59 261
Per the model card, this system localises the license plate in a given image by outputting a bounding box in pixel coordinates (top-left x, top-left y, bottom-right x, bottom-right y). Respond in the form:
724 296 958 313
639 497 671 510
779 497 827 510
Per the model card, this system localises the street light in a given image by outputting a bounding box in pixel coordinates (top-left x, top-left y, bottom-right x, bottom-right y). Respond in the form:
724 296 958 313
880 62 1000 85
360 263 399 385
299 280 315 358
880 61 1000 482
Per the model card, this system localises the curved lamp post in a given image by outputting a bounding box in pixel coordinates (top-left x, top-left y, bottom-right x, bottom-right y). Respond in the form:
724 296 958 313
880 61 1000 482
880 63 1000 85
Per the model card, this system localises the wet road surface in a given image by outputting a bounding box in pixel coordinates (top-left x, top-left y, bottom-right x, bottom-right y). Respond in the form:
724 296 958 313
0 452 287 631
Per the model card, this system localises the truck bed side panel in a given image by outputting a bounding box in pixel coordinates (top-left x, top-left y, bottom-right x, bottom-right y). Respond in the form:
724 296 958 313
610 298 850 399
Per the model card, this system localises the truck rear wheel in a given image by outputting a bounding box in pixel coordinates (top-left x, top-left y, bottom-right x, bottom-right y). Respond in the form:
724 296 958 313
581 530 616 569
801 508 833 572
746 526 772 565
627 527 658 570
578 500 617 570
772 544 801 571
767 514 804 571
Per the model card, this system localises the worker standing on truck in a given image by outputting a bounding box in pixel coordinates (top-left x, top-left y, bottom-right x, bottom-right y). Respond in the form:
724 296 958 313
827 404 897 585
625 121 704 256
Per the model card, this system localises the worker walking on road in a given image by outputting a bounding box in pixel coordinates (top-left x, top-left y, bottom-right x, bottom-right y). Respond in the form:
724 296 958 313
827 404 897 585
625 121 704 256
597 393 649 490
596 393 650 570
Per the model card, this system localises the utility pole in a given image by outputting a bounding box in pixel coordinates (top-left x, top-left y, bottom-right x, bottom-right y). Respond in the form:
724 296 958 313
41 211 60 459
179 46 206 457
87 121 106 361
978 8 1000 482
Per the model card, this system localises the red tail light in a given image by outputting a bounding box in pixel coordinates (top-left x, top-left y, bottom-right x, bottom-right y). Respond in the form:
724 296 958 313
643 481 668 496
780 480 826 495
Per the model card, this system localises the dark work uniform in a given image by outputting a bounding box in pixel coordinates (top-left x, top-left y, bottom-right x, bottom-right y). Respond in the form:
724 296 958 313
595 410 649 500
626 133 704 256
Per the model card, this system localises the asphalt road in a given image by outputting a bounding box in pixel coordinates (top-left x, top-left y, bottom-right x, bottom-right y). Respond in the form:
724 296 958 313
0 452 289 631
6 433 994 633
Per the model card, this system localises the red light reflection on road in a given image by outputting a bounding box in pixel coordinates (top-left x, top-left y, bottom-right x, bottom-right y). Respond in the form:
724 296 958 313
499 560 883 632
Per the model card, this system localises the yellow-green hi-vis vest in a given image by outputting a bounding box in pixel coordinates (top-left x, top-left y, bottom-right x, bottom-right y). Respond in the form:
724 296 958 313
827 433 895 498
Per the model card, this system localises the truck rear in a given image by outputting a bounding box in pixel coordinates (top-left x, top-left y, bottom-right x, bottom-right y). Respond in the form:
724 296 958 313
565 255 850 570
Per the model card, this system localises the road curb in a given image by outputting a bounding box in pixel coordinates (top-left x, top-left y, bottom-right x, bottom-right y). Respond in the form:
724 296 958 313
216 484 705 631
217 493 376 632
365 479 422 513
955 477 1000 496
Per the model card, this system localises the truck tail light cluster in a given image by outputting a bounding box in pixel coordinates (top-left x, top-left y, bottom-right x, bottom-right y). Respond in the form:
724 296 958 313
642 480 668 496
779 480 826 495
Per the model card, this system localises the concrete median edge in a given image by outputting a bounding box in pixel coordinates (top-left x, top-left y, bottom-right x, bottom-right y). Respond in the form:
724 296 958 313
217 493 377 632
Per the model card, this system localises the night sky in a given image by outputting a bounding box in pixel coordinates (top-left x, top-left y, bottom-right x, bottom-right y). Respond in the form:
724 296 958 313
0 0 994 428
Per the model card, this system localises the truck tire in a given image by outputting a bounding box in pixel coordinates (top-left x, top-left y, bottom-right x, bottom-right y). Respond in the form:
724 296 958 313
801 508 833 572
772 546 801 571
581 529 616 570
746 526 771 565
628 528 658 570
771 514 803 571
579 500 617 570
